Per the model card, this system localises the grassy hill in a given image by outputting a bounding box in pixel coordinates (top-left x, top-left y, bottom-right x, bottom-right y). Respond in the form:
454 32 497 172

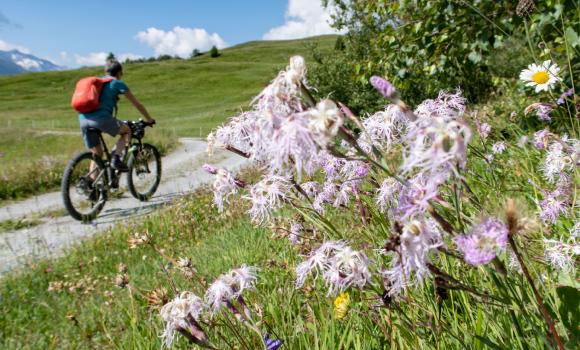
0 35 337 200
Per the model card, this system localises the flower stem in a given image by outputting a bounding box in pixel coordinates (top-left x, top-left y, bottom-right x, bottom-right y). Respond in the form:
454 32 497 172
508 236 564 350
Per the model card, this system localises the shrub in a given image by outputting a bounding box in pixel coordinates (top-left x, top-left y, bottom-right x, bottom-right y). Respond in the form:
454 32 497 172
209 46 220 58
190 49 202 58
157 54 173 61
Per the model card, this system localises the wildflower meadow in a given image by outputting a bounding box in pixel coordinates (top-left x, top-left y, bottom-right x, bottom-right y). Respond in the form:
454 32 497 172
1 1 578 350
167 3 579 348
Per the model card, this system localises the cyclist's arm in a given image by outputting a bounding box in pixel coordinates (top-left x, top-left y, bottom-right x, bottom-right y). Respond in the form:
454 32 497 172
124 91 155 123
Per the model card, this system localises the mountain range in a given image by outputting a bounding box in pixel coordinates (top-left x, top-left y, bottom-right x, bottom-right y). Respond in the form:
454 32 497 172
0 50 64 75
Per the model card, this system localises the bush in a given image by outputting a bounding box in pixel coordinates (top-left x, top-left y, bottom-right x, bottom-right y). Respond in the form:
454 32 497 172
190 49 202 58
209 46 220 58
157 54 173 61
320 0 528 105
307 44 383 115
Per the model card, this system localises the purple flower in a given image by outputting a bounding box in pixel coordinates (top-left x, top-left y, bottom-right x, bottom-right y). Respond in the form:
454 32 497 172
533 129 550 149
376 178 402 213
454 218 508 265
202 163 217 175
397 172 445 220
264 334 283 350
160 292 206 348
402 116 472 176
312 181 337 214
205 265 259 315
524 103 553 122
414 89 466 120
289 222 302 245
492 141 507 154
355 164 370 178
269 113 319 178
295 240 347 288
323 246 371 296
537 105 553 121
539 189 569 224
360 105 407 151
476 122 491 140
557 88 574 105
211 168 240 212
370 76 398 99
380 218 442 296
244 175 290 223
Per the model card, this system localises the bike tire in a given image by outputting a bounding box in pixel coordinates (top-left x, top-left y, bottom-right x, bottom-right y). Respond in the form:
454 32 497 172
127 143 162 201
61 151 107 222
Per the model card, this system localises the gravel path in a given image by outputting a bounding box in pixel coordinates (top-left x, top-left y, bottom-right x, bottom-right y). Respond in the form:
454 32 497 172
0 138 246 275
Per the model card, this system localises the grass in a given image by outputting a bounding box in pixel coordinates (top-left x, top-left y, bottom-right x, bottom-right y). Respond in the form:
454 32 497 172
0 35 337 201
1 32 577 350
0 218 42 233
1 158 576 349
0 182 400 349
0 185 277 349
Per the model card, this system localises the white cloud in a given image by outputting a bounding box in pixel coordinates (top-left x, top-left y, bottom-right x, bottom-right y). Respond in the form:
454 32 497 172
75 52 108 66
118 53 143 62
0 39 30 53
135 26 228 58
74 52 143 67
263 0 343 40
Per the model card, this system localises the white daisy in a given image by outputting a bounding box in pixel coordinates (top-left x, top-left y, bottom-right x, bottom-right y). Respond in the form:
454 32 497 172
519 60 561 93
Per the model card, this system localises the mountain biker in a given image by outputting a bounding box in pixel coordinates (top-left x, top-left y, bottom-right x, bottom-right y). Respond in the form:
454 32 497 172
78 59 155 172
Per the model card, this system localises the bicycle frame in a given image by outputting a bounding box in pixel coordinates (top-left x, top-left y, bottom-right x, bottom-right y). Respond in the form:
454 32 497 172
88 127 144 190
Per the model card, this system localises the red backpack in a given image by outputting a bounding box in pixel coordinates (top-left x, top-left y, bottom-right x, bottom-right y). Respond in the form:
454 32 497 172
70 77 114 113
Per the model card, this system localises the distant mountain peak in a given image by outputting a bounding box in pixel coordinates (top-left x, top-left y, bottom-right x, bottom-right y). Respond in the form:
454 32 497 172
0 49 64 75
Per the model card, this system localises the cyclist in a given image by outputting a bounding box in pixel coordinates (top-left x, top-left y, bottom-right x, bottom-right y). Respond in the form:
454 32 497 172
78 59 155 172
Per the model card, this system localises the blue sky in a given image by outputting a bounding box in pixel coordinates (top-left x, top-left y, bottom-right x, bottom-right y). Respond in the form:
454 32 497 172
0 0 339 67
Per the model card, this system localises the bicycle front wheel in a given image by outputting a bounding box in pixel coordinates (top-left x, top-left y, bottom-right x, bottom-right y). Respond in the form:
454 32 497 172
61 152 108 221
127 143 162 201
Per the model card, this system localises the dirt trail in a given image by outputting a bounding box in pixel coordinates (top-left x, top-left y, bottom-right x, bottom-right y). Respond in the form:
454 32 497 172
0 138 246 275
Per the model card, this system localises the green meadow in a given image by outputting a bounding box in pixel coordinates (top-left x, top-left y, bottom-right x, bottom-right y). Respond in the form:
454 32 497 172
0 35 336 201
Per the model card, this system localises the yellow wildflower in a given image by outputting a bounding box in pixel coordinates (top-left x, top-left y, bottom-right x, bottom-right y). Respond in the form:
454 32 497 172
333 292 350 320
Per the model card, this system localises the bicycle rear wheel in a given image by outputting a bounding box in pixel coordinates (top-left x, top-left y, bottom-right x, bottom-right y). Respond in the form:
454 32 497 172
61 152 108 221
127 143 161 201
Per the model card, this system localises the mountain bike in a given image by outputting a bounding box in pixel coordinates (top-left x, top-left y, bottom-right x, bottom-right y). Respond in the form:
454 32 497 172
61 120 161 221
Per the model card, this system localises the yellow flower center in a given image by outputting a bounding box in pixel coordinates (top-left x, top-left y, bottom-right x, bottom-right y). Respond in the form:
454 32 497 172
531 71 549 84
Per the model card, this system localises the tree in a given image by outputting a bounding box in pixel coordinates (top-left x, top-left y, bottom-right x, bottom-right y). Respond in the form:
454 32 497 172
311 0 579 119
190 49 202 58
320 0 528 105
209 46 220 58
157 54 173 61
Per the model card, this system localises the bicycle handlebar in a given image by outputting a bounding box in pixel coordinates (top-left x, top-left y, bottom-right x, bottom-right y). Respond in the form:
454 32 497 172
127 119 155 140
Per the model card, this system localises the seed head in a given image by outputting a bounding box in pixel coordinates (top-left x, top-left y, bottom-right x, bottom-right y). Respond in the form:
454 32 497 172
114 273 130 289
147 287 170 309
516 0 534 17
117 263 128 273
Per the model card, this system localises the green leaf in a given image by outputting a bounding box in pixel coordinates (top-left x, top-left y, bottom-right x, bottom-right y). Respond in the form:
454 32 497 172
468 51 482 63
564 28 580 48
474 335 503 350
557 286 580 337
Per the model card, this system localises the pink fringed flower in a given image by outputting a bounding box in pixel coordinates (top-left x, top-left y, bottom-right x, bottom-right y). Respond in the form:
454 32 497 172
454 218 508 266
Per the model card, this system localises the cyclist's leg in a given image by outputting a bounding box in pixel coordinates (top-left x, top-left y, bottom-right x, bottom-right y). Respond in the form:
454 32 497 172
80 118 103 181
114 124 131 156
89 143 103 181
